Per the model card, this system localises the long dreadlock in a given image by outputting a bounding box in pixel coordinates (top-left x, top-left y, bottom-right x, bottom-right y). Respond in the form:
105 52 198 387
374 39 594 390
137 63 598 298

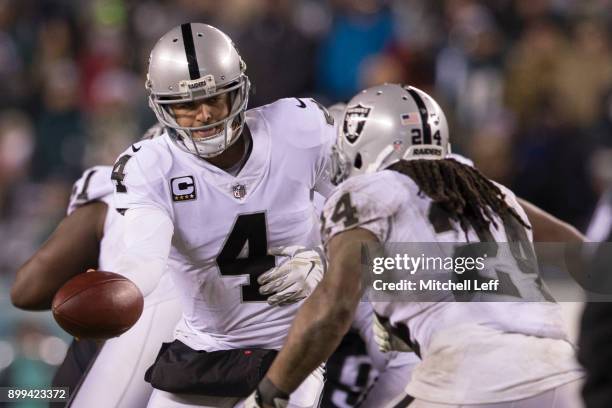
387 158 530 238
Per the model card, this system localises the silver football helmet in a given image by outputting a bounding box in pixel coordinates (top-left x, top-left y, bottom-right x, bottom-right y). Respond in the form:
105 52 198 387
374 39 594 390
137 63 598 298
330 84 450 185
146 23 250 158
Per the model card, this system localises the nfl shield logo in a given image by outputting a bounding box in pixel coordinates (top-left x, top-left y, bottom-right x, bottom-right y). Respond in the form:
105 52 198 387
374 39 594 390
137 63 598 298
343 103 372 144
232 184 246 199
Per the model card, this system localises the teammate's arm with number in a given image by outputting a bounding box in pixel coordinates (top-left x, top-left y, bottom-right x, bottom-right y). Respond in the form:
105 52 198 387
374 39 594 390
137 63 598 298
11 202 107 310
252 228 377 406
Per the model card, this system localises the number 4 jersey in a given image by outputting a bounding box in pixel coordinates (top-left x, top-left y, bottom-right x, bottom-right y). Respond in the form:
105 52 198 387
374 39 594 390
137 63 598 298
321 169 583 404
112 98 335 352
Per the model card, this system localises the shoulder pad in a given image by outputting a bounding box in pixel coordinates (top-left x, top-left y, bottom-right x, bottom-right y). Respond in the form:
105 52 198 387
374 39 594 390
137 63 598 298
68 166 113 215
257 97 337 149
321 171 405 243
114 137 173 184
111 136 174 214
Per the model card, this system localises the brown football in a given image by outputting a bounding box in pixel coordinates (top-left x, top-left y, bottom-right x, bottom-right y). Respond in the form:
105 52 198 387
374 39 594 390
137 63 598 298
52 271 144 339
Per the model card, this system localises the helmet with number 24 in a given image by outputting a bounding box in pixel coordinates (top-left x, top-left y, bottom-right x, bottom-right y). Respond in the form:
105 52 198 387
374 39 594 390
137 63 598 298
331 84 450 185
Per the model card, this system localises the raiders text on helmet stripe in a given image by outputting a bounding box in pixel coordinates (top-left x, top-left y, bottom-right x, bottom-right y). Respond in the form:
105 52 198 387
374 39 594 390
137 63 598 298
181 23 200 80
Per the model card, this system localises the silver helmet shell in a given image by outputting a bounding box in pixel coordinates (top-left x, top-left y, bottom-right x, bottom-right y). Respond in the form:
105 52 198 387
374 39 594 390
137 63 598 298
146 23 250 158
327 102 347 125
331 84 450 185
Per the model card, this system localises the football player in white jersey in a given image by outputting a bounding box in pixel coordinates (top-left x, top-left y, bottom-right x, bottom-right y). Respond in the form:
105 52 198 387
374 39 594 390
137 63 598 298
111 23 334 407
318 104 584 408
11 120 323 407
248 84 584 408
11 160 183 407
320 104 421 408
63 165 183 408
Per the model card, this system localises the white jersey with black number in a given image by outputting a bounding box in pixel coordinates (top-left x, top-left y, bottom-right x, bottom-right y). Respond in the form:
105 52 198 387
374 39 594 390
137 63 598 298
69 165 177 303
68 166 182 408
68 166 126 274
68 166 114 215
321 169 584 405
113 98 335 352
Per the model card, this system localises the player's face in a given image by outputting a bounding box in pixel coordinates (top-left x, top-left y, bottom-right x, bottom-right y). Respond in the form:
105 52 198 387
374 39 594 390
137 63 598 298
170 93 230 138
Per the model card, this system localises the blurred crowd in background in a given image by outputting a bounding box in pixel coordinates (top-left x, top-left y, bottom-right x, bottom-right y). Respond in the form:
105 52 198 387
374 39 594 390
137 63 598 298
0 0 611 398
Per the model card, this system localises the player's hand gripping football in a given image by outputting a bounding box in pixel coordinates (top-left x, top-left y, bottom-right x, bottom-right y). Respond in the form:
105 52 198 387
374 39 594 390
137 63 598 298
258 245 325 306
373 313 413 353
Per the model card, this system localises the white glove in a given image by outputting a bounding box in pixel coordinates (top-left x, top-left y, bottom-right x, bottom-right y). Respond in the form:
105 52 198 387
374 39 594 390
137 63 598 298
244 391 263 408
258 245 325 306
373 313 413 353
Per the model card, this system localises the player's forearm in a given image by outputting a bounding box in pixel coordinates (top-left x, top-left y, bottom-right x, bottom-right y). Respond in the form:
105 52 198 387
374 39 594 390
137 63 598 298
516 198 591 289
518 198 585 243
12 254 53 310
265 237 364 394
118 206 173 297
266 284 357 393
11 202 105 310
12 257 62 310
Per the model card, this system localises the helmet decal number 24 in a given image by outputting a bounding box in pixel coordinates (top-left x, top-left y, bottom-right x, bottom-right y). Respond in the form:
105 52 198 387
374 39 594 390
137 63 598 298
412 129 442 145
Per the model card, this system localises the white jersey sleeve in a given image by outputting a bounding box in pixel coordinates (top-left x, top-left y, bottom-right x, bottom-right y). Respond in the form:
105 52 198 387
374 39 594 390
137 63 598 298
118 206 173 297
112 139 173 216
308 99 337 198
67 166 114 215
321 171 406 245
260 97 337 198
111 139 175 296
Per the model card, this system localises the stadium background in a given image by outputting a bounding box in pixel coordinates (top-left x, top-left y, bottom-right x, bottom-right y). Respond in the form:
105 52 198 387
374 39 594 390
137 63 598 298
0 0 610 404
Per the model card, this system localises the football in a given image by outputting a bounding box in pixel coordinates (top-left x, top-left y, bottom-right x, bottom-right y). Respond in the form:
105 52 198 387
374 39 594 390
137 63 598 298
52 271 144 339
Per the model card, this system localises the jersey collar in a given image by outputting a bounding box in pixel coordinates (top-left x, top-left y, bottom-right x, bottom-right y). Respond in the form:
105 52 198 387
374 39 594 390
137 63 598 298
166 109 271 202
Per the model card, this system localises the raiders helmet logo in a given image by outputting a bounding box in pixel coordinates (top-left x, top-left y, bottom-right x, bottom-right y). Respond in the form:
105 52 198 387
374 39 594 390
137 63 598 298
343 104 372 144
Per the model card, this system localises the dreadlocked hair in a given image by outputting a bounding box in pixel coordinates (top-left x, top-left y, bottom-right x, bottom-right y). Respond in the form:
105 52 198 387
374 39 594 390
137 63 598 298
387 158 530 238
